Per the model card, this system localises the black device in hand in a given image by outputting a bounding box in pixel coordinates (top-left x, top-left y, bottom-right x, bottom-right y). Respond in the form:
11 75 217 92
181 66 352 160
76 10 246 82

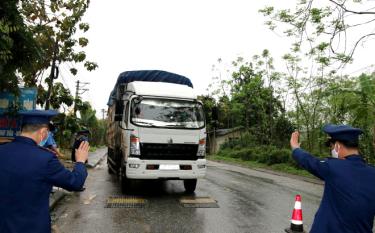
71 130 90 162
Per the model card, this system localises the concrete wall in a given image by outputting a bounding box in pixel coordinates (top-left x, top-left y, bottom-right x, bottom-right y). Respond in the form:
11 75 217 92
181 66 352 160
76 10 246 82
209 130 243 154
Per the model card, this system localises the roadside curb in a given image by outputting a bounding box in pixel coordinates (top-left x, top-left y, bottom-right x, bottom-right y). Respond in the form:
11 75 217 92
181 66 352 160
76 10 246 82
208 159 324 186
86 148 107 168
49 190 66 210
49 148 107 210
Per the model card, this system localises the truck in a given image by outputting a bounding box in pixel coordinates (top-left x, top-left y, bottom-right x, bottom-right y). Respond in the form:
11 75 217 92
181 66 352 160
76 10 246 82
106 70 207 193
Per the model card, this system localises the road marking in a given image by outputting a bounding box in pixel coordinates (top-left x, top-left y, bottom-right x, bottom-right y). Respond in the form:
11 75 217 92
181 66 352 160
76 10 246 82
179 196 219 208
105 196 147 208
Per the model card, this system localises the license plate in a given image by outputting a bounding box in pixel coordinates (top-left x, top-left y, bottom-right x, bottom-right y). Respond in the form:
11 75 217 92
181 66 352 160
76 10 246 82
159 164 179 170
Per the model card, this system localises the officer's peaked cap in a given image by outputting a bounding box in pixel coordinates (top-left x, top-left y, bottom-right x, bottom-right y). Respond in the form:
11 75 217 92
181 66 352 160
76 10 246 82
323 124 363 142
19 110 59 125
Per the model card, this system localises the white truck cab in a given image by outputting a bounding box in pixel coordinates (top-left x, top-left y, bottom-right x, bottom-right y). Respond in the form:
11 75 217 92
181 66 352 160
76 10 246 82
107 71 206 193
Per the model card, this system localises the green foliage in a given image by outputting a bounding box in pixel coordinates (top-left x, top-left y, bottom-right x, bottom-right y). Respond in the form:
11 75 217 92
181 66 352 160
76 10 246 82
36 82 74 109
205 52 294 148
54 102 107 149
210 154 314 178
197 95 216 131
0 0 40 92
218 144 293 166
207 55 374 165
1 0 98 110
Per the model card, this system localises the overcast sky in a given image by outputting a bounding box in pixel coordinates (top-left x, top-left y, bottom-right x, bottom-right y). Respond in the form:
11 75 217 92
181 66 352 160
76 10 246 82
56 0 375 118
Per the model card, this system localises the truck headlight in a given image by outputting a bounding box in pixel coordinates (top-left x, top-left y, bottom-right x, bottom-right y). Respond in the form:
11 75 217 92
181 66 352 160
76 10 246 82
197 138 206 158
130 135 141 157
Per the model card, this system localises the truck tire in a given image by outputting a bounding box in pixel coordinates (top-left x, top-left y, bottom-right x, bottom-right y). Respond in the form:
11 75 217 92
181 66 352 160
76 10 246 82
107 162 114 174
183 179 197 193
107 148 115 174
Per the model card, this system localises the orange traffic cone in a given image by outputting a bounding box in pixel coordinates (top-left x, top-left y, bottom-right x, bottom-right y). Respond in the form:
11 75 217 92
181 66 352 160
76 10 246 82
285 194 305 233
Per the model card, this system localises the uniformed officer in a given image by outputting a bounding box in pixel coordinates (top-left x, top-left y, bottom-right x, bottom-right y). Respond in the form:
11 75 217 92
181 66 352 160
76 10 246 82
0 110 89 233
290 124 375 233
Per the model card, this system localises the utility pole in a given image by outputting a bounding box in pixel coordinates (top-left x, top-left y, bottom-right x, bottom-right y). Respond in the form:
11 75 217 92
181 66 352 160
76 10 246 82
101 108 107 120
73 80 89 116
45 39 59 110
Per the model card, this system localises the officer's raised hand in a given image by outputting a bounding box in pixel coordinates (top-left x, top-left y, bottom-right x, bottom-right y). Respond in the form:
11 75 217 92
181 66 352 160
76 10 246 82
75 141 90 163
290 131 300 150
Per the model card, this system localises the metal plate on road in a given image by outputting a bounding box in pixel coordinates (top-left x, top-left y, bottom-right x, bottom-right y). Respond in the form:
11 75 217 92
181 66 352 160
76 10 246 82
159 164 179 170
105 196 147 208
180 196 219 208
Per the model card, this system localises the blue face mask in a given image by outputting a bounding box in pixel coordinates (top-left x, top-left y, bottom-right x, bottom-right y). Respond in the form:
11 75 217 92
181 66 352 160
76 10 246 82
39 131 49 147
39 137 48 147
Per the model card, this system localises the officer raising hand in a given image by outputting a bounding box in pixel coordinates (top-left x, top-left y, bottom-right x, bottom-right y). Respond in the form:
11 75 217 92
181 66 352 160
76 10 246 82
290 124 375 233
0 110 89 233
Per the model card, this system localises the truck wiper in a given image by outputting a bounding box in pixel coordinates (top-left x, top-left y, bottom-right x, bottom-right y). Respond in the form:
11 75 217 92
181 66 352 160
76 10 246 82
135 121 156 127
165 124 184 127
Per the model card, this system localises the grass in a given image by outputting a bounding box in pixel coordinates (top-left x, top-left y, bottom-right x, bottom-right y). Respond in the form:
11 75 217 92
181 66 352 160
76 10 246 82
89 146 97 152
208 154 315 179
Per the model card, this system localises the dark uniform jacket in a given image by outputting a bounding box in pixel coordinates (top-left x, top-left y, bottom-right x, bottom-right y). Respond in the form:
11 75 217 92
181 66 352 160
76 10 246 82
0 136 87 233
293 148 375 233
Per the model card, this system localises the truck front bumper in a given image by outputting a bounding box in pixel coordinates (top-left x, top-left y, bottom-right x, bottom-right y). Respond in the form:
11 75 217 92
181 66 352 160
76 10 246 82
125 158 207 179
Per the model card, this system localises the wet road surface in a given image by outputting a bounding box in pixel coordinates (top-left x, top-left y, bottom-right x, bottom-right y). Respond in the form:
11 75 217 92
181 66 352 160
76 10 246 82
52 158 326 233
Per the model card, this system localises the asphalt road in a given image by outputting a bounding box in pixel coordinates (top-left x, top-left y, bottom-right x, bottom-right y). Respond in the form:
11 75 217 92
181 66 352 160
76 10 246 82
51 158 326 233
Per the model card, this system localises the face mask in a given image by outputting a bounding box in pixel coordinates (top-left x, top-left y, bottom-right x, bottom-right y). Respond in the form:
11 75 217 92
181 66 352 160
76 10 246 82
331 143 340 158
331 148 339 158
39 130 48 147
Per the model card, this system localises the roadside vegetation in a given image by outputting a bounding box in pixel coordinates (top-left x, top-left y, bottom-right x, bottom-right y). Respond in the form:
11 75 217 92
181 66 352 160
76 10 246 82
1 0 106 151
208 133 315 178
201 0 375 172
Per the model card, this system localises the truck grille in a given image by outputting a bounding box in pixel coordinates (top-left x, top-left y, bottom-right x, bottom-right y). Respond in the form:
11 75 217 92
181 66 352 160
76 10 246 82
140 143 199 160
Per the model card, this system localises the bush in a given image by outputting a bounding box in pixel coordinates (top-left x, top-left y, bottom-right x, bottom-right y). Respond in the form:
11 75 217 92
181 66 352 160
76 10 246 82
220 132 257 150
267 148 290 165
217 145 295 166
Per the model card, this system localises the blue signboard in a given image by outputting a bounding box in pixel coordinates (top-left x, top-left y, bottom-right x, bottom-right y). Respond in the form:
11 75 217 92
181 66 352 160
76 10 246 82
0 88 37 138
0 88 37 113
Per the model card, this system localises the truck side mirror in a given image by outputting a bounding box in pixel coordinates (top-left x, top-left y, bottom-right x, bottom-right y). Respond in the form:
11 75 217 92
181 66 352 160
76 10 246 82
114 100 124 121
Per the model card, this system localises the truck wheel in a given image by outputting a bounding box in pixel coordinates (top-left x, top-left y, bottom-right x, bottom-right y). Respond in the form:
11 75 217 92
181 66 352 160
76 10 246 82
184 179 197 193
107 162 114 174
107 148 115 175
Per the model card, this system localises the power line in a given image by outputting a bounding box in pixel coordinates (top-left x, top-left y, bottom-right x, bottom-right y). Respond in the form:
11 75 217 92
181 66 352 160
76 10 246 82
348 64 375 75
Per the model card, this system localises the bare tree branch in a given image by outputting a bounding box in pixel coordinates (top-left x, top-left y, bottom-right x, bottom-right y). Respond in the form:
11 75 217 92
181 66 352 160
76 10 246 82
329 0 375 15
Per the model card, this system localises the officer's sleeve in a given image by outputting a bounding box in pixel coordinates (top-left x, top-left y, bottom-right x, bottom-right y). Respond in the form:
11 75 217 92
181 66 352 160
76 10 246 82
44 155 88 191
292 148 330 180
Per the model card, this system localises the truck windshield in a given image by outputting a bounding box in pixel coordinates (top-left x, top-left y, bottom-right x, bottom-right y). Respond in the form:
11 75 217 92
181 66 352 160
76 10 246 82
131 99 205 129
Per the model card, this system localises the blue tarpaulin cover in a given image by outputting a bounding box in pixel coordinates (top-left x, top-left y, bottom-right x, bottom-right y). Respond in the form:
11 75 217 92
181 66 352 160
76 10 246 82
107 70 193 106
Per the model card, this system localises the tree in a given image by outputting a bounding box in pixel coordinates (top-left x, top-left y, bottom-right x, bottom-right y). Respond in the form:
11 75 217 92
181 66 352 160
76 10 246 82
324 73 375 162
197 95 216 131
207 55 294 148
0 0 40 93
37 82 74 110
19 0 98 109
260 0 375 68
